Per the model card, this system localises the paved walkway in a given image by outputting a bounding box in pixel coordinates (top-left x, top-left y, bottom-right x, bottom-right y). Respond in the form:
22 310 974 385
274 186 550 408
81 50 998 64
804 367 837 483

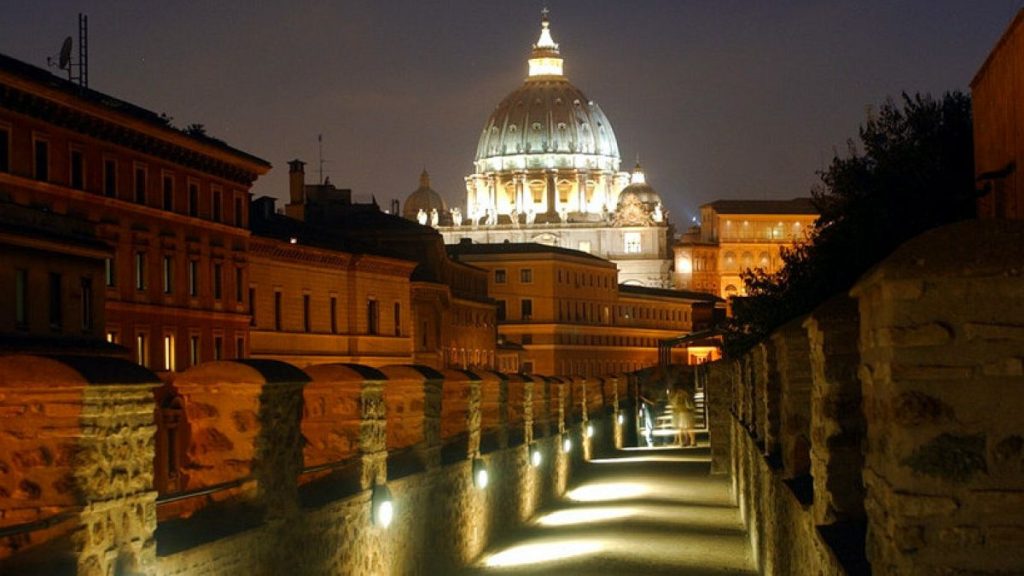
460 444 757 575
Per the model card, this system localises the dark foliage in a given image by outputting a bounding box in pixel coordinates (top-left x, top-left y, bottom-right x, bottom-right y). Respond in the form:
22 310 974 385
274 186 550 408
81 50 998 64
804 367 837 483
724 92 975 355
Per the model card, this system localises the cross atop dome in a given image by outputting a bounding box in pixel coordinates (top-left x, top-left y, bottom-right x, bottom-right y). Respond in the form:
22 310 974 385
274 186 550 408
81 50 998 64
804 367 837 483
529 8 564 77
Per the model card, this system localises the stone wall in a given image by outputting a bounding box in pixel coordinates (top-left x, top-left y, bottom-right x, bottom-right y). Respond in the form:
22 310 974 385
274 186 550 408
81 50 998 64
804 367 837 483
708 219 1024 575
0 355 617 575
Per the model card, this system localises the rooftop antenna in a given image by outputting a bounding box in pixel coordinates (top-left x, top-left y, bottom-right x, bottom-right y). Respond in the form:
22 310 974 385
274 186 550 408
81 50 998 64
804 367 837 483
318 133 325 185
75 13 88 88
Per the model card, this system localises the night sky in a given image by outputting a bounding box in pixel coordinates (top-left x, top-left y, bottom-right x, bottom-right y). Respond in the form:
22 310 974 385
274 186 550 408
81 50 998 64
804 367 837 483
3 1 1019 225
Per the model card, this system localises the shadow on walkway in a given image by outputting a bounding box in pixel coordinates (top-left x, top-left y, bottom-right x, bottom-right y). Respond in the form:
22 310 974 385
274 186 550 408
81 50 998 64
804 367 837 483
459 444 757 575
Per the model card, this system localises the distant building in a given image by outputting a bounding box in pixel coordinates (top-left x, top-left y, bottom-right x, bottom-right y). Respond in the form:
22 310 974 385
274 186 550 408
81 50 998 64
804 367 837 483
282 161 496 370
402 169 450 225
248 196 417 367
433 11 673 288
448 240 721 376
0 52 270 371
674 199 819 299
972 8 1024 220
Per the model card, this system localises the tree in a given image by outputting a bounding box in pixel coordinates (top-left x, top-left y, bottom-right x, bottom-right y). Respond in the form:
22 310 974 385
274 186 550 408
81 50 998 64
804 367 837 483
725 92 975 355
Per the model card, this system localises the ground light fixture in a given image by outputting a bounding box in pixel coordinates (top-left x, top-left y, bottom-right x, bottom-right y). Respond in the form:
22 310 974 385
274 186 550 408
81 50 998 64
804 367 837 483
372 484 394 528
530 445 543 467
473 458 489 489
562 435 573 453
617 412 625 425
586 423 595 438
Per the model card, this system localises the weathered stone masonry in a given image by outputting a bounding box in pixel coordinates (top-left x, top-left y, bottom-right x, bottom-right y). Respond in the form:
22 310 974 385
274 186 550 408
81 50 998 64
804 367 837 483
707 220 1024 575
0 355 627 575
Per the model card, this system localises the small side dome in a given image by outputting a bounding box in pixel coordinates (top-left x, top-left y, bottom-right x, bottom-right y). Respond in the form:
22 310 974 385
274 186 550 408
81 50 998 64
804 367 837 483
617 162 661 205
402 170 448 220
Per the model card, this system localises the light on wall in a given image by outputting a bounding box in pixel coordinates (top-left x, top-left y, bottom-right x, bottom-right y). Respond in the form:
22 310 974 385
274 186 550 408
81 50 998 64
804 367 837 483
530 445 543 467
617 412 625 425
563 436 573 453
586 423 594 438
473 458 489 489
372 484 394 528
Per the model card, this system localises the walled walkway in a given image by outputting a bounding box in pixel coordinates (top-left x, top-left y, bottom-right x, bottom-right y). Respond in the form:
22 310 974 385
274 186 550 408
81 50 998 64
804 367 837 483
460 444 757 575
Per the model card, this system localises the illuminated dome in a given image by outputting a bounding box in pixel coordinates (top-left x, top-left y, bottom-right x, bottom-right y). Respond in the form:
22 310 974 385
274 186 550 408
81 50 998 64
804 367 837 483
617 162 661 205
473 11 621 174
402 170 448 220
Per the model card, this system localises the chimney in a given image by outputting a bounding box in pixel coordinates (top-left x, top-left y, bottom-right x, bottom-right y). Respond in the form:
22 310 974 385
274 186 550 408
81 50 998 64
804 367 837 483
288 159 306 205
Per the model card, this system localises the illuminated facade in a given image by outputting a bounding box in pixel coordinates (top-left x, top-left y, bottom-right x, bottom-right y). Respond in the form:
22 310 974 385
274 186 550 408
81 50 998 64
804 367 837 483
283 161 497 370
448 241 721 376
972 9 1024 220
435 11 673 288
0 52 270 371
673 199 818 298
248 197 417 367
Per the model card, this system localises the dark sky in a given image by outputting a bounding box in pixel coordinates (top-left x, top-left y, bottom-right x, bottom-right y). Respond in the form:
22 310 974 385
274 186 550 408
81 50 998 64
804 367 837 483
3 1 1020 224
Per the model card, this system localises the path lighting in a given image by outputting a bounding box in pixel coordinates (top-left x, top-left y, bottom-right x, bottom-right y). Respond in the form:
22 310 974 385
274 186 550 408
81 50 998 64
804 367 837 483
473 458 489 489
617 412 625 425
530 445 543 468
563 436 573 454
372 484 394 529
586 423 594 438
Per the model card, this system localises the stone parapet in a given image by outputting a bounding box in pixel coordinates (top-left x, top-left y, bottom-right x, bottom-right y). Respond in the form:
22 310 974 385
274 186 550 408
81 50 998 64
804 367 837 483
850 219 1024 574
804 295 865 527
770 317 813 479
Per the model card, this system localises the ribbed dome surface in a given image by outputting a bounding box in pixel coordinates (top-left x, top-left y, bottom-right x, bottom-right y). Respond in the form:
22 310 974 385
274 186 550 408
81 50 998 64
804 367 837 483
474 78 620 172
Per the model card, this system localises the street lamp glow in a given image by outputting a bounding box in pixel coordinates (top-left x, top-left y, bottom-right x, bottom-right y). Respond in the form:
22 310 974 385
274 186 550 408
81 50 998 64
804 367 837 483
531 446 543 467
586 423 594 438
563 436 573 453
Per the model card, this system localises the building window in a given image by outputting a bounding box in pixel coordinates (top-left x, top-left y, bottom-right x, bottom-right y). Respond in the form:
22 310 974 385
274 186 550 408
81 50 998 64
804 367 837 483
212 188 222 222
394 302 401 336
106 331 118 344
330 296 338 334
136 333 148 367
134 166 147 204
162 256 173 294
274 291 282 330
367 299 380 335
521 333 533 345
163 334 175 372
162 175 174 211
235 268 243 303
249 287 256 326
81 277 93 331
303 294 311 332
213 263 223 300
15 269 28 330
520 268 533 283
103 159 117 197
135 252 146 291
496 300 506 321
47 272 62 330
522 361 534 375
188 260 198 297
521 298 533 320
70 149 84 190
234 196 244 227
213 336 223 360
235 336 245 358
494 269 507 284
188 182 199 217
0 127 9 172
624 232 642 254
34 139 49 181
189 335 200 366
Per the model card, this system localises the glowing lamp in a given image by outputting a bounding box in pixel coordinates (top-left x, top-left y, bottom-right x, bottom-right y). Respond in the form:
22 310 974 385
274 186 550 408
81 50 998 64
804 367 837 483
562 436 573 453
473 459 489 489
617 412 625 425
586 423 594 438
372 484 394 528
530 445 543 467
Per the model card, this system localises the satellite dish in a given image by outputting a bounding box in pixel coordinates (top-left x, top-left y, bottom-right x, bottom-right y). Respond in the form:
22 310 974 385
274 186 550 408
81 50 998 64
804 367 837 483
58 37 72 70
